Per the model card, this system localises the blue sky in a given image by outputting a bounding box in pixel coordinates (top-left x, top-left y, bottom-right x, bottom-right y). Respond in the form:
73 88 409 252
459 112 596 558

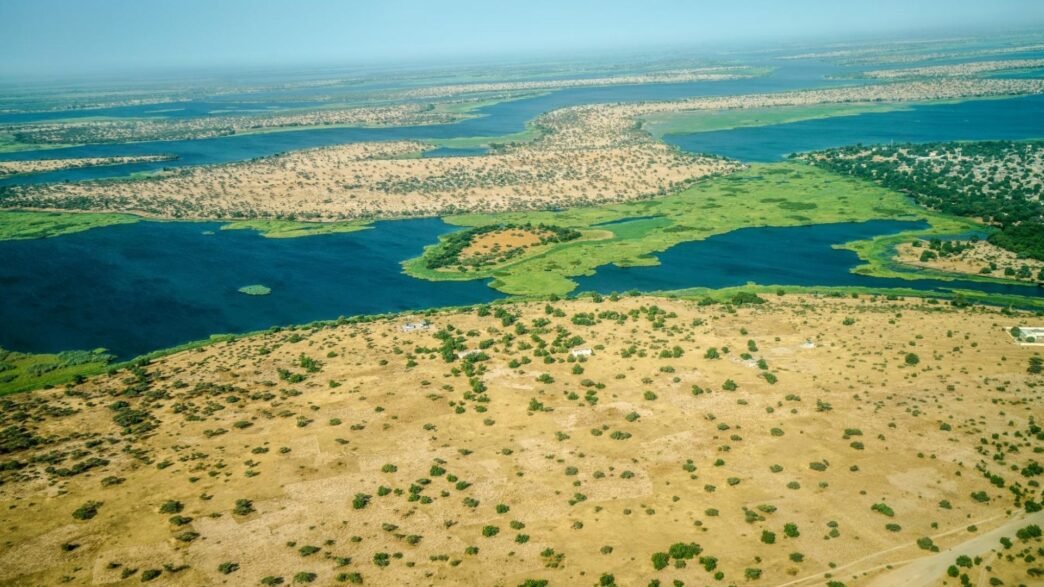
2 0 1043 76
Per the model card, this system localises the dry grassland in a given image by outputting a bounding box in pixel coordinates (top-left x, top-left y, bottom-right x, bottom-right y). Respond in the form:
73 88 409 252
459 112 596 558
0 295 1040 586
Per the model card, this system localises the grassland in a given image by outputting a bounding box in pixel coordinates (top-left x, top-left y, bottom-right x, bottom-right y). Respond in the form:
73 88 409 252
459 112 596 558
404 162 1025 296
0 348 114 395
0 295 1040 586
0 209 141 241
219 218 371 238
640 102 911 137
0 210 379 241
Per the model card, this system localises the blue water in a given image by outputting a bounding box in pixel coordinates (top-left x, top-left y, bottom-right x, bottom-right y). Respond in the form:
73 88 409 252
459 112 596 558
422 146 488 158
0 218 500 358
1 219 1039 359
575 220 1042 299
0 60 852 186
593 215 664 226
664 94 1044 161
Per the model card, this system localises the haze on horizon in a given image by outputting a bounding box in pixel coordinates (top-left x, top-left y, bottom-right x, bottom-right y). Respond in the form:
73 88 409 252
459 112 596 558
1 0 1044 78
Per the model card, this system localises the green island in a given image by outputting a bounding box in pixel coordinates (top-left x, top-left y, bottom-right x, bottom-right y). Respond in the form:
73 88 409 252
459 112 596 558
0 210 373 241
420 223 583 271
237 284 272 296
219 218 371 238
0 209 142 240
640 102 914 137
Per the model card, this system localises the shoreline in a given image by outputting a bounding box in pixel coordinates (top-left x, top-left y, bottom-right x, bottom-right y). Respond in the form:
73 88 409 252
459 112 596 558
3 283 1042 397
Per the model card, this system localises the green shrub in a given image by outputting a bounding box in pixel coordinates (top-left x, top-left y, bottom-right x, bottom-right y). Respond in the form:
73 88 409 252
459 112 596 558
72 500 102 520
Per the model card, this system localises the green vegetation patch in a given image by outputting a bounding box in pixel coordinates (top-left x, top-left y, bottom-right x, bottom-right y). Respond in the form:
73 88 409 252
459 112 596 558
220 219 371 239
641 102 911 137
0 210 141 241
803 141 1044 259
0 348 115 396
238 284 272 296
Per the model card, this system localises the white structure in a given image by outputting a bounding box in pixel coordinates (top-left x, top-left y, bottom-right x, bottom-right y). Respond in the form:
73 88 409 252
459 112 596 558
571 348 593 357
401 321 430 333
1008 326 1044 346
456 349 483 359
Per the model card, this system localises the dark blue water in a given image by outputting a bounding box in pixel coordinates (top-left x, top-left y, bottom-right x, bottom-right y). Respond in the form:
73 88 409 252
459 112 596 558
2 219 1040 359
664 94 1044 161
593 215 664 226
575 220 1043 299
0 218 500 358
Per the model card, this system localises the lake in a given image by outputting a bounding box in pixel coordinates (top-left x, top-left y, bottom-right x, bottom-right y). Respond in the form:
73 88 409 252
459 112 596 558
663 94 1044 161
0 218 500 358
1 218 1039 359
574 220 1042 298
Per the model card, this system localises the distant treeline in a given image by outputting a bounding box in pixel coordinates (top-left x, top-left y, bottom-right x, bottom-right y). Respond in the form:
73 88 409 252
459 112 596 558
801 141 1044 260
425 223 582 269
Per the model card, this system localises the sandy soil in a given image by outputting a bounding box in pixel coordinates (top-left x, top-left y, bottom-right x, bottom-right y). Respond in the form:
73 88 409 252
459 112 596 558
0 156 174 177
11 79 1043 223
3 139 736 221
860 58 1044 79
460 228 548 260
395 67 761 99
6 103 470 145
0 294 1040 586
896 240 1044 283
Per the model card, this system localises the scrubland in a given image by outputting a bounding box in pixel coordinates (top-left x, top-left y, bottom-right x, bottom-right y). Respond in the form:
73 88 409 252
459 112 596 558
0 295 1040 586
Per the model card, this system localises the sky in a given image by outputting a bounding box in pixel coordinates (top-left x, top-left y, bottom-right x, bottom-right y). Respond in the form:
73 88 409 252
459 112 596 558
2 0 1044 77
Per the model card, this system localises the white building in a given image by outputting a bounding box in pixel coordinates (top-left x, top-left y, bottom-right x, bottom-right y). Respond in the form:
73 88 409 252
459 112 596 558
401 321 430 333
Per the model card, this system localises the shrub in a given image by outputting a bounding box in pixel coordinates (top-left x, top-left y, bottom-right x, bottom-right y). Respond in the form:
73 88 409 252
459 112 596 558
72 500 102 520
218 562 239 575
871 503 895 517
233 499 255 515
916 537 937 551
159 500 183 514
668 542 701 559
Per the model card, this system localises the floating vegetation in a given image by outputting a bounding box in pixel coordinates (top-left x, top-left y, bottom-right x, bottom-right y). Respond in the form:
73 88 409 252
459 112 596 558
238 284 272 296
